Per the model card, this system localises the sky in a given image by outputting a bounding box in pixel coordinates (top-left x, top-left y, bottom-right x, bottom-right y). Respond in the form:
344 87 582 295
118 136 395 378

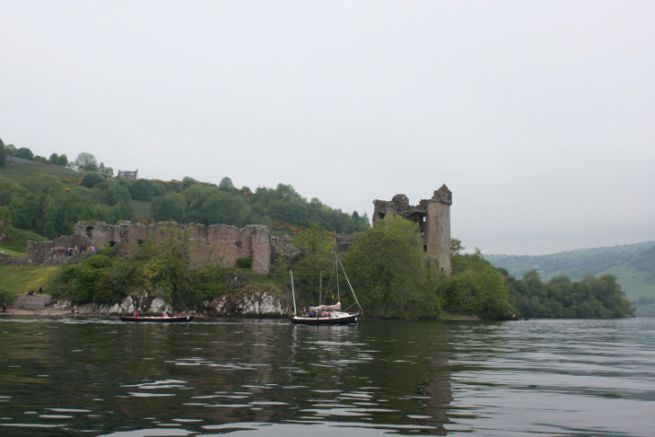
1 0 654 255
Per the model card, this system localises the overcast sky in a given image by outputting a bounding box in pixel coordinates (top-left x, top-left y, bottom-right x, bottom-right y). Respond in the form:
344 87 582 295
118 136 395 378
1 0 654 254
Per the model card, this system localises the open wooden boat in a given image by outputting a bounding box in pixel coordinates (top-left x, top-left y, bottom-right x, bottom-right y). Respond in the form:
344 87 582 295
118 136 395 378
120 315 193 323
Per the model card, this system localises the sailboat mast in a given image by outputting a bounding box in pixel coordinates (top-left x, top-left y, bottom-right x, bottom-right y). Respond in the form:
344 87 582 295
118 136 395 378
335 247 341 303
319 272 323 305
290 270 297 316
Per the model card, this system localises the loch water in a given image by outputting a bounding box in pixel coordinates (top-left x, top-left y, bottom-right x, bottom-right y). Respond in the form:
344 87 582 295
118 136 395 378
0 317 654 436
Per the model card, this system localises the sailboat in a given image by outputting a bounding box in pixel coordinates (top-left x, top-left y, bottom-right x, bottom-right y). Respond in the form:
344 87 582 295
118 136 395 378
289 253 363 325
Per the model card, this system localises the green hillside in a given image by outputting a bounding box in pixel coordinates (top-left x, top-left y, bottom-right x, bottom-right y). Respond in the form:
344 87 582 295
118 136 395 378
485 242 655 315
0 144 370 252
0 157 78 182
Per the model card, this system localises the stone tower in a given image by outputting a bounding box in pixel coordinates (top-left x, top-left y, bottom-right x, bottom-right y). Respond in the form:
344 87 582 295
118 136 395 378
424 185 452 274
373 184 452 274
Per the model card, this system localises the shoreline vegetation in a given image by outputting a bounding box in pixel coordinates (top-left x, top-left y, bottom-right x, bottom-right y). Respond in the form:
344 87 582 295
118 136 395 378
0 145 635 320
0 218 634 321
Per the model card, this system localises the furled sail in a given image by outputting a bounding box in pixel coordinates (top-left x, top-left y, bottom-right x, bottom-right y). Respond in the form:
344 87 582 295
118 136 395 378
309 302 341 312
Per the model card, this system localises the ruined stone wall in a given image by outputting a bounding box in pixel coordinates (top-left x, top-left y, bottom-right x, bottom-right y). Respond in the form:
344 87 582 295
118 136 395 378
29 221 273 274
373 185 453 274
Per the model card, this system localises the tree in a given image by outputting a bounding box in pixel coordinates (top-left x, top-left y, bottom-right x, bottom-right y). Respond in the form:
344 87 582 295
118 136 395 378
81 172 106 188
219 176 235 191
0 138 5 167
201 191 250 226
292 226 336 305
344 214 439 318
144 227 195 310
75 152 98 171
16 147 34 160
49 153 59 164
151 193 187 222
450 239 464 256
0 286 16 312
443 253 513 319
98 162 114 177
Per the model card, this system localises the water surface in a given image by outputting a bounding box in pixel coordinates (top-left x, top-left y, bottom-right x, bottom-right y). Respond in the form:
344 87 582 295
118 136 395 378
0 317 653 435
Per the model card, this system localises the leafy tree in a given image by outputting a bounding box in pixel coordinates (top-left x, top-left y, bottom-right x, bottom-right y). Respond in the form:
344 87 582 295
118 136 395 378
15 147 34 160
0 206 11 225
151 193 187 222
0 285 16 312
0 138 5 167
81 172 107 188
441 253 513 319
292 226 336 305
4 144 17 156
506 269 633 318
450 239 464 256
57 154 68 166
201 191 250 226
75 152 98 171
124 179 168 201
219 176 235 191
344 214 439 318
98 162 114 177
143 228 195 310
49 153 59 164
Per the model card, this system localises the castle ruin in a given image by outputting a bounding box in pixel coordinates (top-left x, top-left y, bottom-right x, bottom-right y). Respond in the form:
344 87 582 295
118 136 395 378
27 222 272 274
373 185 452 274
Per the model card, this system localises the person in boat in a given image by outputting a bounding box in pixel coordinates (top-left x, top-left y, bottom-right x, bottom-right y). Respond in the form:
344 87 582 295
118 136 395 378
134 308 139 318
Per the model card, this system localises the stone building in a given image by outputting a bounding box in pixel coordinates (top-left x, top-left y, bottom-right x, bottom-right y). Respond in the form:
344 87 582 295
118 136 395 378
27 222 272 274
373 185 452 274
117 170 138 180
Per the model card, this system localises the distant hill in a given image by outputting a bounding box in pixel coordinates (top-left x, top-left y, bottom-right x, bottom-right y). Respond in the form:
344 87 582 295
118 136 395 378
485 242 655 315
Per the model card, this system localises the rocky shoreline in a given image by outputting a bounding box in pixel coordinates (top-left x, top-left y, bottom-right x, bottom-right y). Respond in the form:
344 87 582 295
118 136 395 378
3 289 289 318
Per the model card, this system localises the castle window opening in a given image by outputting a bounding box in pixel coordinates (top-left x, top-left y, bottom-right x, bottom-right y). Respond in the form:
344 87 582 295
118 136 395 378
86 226 94 238
108 241 116 247
137 239 144 247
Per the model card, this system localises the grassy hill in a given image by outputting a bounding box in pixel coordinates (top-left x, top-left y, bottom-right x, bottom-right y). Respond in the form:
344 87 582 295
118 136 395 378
485 242 655 315
0 225 46 254
0 157 78 182
0 265 64 297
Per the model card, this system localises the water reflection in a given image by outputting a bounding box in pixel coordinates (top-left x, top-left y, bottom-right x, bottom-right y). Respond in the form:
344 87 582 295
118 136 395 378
1 317 653 435
0 318 453 435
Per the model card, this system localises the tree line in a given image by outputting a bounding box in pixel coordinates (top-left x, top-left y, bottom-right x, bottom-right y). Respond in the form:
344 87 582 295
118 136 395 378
291 216 633 320
504 269 634 318
0 145 369 239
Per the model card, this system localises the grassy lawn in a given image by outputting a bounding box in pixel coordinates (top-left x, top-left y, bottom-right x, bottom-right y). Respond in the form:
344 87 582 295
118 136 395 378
0 265 64 296
0 225 46 252
0 248 26 258
0 160 78 182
